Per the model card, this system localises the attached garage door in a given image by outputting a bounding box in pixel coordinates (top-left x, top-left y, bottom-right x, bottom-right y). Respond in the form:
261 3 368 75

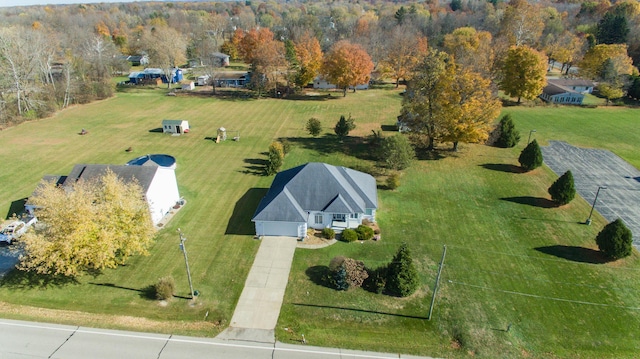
256 221 300 237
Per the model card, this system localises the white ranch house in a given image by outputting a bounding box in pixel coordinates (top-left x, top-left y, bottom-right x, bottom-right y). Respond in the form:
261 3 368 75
313 76 370 90
540 79 595 105
27 164 181 226
252 162 378 237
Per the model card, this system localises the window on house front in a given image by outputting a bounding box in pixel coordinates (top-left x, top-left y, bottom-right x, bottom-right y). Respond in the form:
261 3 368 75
315 214 323 224
350 213 358 219
332 214 346 222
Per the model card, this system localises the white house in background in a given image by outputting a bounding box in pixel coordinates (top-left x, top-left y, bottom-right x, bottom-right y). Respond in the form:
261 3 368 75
162 119 190 134
26 164 180 226
548 78 595 94
540 82 585 105
252 162 378 237
312 76 369 90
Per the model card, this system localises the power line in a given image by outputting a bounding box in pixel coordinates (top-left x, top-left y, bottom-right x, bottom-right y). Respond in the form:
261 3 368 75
447 279 640 311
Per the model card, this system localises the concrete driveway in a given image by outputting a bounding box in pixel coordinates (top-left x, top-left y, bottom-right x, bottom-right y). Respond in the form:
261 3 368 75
217 236 298 343
541 141 640 247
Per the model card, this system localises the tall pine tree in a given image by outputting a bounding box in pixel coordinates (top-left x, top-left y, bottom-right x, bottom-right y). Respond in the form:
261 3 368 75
386 243 419 297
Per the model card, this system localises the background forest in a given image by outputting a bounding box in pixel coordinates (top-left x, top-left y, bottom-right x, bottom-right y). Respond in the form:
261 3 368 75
1 0 640 128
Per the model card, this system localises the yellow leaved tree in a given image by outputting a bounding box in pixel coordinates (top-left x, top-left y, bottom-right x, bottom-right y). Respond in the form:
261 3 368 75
19 170 155 277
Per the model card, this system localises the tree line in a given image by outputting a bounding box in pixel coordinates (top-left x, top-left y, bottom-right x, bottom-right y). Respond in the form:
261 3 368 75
2 0 640 127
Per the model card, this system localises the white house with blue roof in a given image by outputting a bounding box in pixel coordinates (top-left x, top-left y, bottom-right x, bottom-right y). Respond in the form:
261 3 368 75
252 163 378 237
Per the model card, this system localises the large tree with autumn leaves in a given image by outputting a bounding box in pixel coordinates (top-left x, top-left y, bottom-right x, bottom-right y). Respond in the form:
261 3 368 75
321 41 374 96
19 170 155 277
401 50 500 151
500 45 548 104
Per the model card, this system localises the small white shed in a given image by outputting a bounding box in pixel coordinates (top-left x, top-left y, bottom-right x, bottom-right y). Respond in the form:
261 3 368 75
162 119 190 134
181 81 195 90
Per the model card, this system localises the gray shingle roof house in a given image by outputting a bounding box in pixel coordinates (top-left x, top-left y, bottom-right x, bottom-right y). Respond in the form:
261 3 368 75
26 164 180 226
252 162 378 237
540 78 595 105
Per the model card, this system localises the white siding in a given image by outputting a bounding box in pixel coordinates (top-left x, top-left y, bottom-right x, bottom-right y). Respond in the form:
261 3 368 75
146 168 180 225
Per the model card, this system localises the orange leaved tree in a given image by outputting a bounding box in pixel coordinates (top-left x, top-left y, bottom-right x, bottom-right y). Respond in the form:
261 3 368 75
321 41 374 96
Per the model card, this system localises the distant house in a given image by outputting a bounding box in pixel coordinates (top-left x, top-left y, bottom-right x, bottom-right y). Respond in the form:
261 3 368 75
189 52 230 68
27 164 180 226
540 79 592 105
212 71 250 87
313 76 369 90
252 162 378 237
162 119 189 134
122 54 149 66
128 68 183 85
548 78 595 94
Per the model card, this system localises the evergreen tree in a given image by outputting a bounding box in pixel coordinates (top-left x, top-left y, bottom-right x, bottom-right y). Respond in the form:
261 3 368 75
333 264 349 291
379 135 415 170
548 170 576 205
334 115 356 139
518 139 543 171
306 117 322 137
627 75 640 100
596 219 633 259
596 13 629 45
495 114 521 148
386 243 420 297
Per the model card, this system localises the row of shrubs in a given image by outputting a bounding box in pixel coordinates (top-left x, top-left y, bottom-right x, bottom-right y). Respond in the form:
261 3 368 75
326 243 419 297
321 224 379 242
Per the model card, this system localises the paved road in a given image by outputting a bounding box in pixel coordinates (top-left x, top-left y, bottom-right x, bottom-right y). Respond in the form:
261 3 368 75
542 141 640 246
0 319 434 359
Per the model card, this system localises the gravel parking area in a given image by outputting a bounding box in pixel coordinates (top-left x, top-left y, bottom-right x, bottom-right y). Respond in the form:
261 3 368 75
542 141 640 248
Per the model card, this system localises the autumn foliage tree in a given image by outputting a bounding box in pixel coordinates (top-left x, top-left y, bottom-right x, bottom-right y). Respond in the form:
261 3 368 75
321 41 374 96
579 44 635 81
293 32 323 88
19 170 155 277
380 25 428 88
402 50 500 151
441 69 502 151
500 45 548 104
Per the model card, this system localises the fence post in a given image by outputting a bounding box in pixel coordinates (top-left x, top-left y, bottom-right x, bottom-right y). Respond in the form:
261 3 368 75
428 245 447 321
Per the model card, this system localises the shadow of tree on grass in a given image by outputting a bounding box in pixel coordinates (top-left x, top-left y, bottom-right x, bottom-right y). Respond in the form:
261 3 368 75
480 163 523 173
1 269 78 289
534 245 612 264
241 158 268 176
305 265 333 289
501 196 557 208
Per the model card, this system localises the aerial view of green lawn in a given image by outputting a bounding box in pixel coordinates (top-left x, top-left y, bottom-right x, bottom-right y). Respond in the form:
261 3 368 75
0 86 639 358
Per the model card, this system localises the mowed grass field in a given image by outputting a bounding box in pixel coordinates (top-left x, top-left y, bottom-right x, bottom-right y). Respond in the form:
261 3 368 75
1 88 640 357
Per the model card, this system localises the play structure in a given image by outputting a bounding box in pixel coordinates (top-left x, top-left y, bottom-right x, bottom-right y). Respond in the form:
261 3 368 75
215 127 240 143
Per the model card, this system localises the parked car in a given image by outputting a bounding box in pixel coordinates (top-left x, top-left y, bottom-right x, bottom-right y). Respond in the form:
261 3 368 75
0 221 27 244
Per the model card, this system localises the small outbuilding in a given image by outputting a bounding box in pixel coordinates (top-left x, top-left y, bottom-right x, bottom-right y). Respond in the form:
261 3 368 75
181 81 195 90
162 119 190 134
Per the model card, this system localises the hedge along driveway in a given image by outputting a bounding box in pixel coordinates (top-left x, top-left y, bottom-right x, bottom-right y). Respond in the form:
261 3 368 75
542 141 640 247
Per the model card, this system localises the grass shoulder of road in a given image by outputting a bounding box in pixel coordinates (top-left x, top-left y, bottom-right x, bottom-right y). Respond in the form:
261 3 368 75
1 88 640 358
